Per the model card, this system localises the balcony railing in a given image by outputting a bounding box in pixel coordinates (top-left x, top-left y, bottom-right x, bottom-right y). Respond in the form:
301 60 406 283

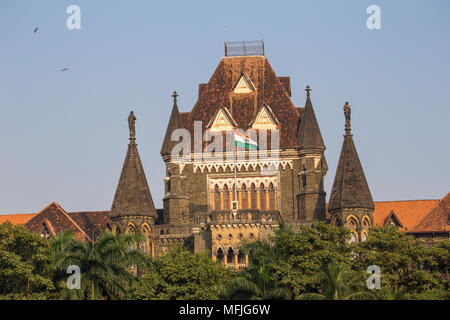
224 40 265 57
208 209 280 224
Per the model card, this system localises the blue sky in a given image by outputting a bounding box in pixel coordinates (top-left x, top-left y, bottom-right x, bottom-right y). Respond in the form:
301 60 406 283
0 0 449 213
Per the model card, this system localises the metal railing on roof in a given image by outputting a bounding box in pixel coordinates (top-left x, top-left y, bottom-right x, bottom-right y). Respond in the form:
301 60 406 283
224 40 265 57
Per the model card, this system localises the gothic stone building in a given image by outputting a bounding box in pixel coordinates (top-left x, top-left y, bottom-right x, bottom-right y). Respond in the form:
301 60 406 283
1 43 449 268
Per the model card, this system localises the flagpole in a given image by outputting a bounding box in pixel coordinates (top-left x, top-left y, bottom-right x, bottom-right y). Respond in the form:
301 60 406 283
233 131 238 216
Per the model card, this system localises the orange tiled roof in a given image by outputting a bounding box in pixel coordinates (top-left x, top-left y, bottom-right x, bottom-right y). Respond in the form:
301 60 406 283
0 213 37 225
372 199 440 231
412 193 450 233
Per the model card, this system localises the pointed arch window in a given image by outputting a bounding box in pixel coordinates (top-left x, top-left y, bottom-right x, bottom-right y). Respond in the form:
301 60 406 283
214 184 220 210
242 184 248 209
251 184 257 209
40 223 51 239
259 183 266 210
268 183 275 210
223 185 230 210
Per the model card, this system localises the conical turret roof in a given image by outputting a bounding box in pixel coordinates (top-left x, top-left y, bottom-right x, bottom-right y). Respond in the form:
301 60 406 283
161 91 183 156
297 85 326 151
111 112 157 219
329 102 374 211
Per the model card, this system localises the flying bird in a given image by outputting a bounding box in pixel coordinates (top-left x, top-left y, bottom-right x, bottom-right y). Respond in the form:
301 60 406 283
34 27 39 33
61 67 69 71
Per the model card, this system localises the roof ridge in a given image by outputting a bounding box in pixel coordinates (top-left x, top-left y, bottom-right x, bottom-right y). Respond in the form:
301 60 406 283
374 199 440 203
411 193 449 232
55 203 91 241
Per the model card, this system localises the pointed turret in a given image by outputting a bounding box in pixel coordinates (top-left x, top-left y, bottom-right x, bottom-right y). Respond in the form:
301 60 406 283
161 91 183 157
297 85 326 151
296 85 327 224
329 102 374 242
110 111 157 223
329 102 374 211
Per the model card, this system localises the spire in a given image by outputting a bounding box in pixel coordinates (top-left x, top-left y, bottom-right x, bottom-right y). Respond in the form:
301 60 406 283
328 102 374 211
161 91 183 156
111 112 157 220
297 85 326 151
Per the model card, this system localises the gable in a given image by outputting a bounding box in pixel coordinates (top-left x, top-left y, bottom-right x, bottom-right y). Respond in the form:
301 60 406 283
234 73 255 93
208 107 237 132
251 104 278 130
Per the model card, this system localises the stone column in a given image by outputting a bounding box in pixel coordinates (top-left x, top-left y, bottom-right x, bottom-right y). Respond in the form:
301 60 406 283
220 191 224 210
224 254 228 266
265 190 270 210
234 254 238 269
212 254 217 262
211 192 215 210
245 254 249 266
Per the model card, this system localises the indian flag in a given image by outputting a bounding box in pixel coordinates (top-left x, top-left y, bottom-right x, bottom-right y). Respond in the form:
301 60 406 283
234 130 258 150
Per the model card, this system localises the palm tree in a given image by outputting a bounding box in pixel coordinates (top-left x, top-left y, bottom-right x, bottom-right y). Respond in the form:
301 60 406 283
298 259 374 300
222 238 291 300
373 286 410 300
53 231 148 300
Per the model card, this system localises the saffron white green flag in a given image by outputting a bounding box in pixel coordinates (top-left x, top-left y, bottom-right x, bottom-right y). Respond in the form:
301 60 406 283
234 130 258 150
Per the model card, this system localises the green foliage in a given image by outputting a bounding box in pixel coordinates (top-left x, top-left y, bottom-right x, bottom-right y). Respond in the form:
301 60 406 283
298 259 373 300
222 238 291 300
269 223 353 297
130 245 233 300
352 226 448 298
0 223 54 299
52 231 148 300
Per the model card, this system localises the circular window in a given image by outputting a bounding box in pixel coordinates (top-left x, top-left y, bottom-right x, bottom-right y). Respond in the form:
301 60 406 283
249 233 255 239
238 233 244 239
217 234 222 240
228 233 233 240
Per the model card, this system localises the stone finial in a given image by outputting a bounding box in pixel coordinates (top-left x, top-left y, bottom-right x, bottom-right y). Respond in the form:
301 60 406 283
343 101 351 135
128 110 136 141
172 90 178 106
305 85 311 97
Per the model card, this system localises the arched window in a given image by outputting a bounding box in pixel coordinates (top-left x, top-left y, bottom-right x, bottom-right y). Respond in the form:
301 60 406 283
214 184 220 210
223 185 229 210
40 223 51 239
227 248 234 266
251 184 257 209
241 184 248 209
238 252 246 265
349 232 358 243
361 232 367 242
167 171 171 193
232 184 236 203
259 183 266 210
268 183 275 210
217 248 224 264
127 225 136 234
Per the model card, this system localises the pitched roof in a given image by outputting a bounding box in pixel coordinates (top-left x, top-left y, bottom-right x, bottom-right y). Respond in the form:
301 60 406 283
412 193 450 233
170 56 301 149
0 213 37 225
25 202 91 241
297 86 325 151
329 104 374 211
68 211 111 240
161 91 183 156
111 139 157 220
372 199 439 231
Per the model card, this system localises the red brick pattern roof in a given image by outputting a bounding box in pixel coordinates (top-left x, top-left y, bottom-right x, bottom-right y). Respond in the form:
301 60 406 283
412 193 450 233
372 199 440 231
175 56 301 149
